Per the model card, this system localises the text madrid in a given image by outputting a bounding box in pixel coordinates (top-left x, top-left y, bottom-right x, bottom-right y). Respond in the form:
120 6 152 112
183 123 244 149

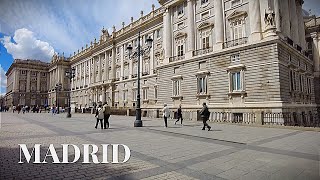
18 144 131 164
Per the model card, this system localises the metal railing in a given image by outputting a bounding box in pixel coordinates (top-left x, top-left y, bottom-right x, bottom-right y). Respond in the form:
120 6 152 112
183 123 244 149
193 47 213 56
224 37 248 48
263 112 320 127
169 55 185 62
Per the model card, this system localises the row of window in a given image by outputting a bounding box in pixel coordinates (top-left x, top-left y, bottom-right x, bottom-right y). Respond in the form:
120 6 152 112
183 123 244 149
114 87 158 102
289 70 312 94
172 71 243 97
20 70 47 77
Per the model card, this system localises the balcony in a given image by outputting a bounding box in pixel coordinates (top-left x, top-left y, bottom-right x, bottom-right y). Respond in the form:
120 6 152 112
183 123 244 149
142 72 149 76
193 47 213 56
224 37 248 48
169 55 185 62
123 76 129 80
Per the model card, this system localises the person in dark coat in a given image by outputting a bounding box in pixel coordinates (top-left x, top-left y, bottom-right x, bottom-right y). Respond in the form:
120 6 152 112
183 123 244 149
199 102 211 131
175 104 183 125
103 102 111 129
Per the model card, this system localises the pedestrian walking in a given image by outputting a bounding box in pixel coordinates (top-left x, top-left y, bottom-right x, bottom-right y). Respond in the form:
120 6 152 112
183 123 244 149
174 104 183 125
16 105 21 114
12 105 16 113
51 104 56 115
22 106 26 114
95 104 104 129
199 102 211 131
162 103 170 128
103 102 111 129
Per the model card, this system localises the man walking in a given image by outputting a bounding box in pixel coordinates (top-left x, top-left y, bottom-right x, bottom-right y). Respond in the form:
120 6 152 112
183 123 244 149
175 104 183 125
162 103 170 128
103 102 111 129
199 102 211 131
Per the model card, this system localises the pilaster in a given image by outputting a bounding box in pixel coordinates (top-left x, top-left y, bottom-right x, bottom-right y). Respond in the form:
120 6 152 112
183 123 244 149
163 7 172 64
214 0 224 50
186 0 195 58
249 0 262 43
296 0 306 50
311 32 320 73
26 70 31 92
289 0 299 45
36 72 41 92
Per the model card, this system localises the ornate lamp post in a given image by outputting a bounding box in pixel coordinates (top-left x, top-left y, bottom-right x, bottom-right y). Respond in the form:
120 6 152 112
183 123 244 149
55 83 62 114
127 32 153 127
65 68 76 118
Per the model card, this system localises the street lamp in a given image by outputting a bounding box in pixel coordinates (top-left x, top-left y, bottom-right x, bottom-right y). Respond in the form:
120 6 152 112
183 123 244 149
65 67 76 118
127 32 153 127
55 83 62 114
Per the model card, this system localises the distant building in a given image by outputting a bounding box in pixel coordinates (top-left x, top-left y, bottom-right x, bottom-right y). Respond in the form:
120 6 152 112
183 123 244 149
5 59 50 107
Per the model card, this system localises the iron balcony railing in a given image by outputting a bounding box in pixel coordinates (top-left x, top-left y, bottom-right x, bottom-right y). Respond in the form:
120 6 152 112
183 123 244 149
193 47 213 56
224 37 248 48
169 55 185 62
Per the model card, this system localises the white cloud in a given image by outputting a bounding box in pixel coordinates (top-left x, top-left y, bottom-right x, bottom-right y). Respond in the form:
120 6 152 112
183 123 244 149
1 28 55 62
0 65 7 93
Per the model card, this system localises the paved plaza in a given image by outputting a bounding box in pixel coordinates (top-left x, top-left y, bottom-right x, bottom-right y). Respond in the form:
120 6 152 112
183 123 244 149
0 112 319 180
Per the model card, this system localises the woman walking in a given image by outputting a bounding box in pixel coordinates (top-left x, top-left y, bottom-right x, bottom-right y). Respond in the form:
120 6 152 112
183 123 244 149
95 104 104 129
175 104 183 125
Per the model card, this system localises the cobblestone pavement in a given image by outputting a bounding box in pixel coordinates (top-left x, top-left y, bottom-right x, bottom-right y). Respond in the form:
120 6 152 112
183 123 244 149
0 112 319 180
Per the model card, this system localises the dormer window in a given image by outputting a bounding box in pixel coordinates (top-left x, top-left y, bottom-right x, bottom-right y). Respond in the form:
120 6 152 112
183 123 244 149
201 0 208 5
177 5 184 16
231 0 241 7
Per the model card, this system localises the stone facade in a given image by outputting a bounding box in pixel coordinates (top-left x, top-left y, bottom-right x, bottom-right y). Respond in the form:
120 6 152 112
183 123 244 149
4 59 50 107
4 0 320 123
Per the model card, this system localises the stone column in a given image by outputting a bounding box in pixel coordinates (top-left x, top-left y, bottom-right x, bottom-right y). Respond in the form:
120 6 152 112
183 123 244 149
111 47 116 80
13 70 19 92
83 63 86 87
187 0 195 57
102 86 106 103
273 0 281 32
98 54 102 82
93 57 96 83
26 70 31 92
311 32 320 72
37 72 41 92
88 59 91 85
129 51 133 79
163 7 172 64
280 0 290 38
104 51 108 81
150 32 154 74
289 0 299 44
249 0 262 42
296 0 306 50
214 0 224 49
120 46 124 80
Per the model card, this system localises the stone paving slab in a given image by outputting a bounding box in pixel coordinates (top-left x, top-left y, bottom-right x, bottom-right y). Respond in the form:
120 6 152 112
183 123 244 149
0 112 319 179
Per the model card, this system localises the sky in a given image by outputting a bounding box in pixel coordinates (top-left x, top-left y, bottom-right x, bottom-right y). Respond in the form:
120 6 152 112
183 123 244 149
0 0 319 96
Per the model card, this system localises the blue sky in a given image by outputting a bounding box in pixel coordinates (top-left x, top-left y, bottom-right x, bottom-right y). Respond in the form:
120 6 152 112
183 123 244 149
0 0 319 95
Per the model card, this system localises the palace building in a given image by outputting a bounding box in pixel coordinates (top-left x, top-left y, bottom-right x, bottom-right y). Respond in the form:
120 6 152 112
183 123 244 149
5 0 320 124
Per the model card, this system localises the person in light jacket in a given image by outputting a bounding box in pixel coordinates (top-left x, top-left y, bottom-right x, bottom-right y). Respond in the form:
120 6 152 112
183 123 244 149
95 105 104 129
162 103 170 128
